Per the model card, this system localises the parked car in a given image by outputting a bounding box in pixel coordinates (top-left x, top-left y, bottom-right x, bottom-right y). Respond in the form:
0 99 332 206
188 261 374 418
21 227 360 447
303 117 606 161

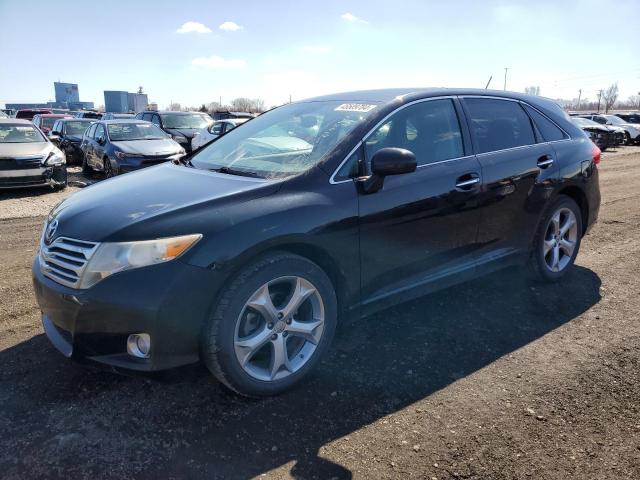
571 117 616 150
33 88 600 396
0 119 66 190
212 110 255 121
191 118 250 150
134 110 213 152
32 114 72 135
102 113 135 120
0 111 8 119
614 112 640 124
15 108 52 120
48 118 96 165
75 111 102 119
79 119 185 176
580 114 640 144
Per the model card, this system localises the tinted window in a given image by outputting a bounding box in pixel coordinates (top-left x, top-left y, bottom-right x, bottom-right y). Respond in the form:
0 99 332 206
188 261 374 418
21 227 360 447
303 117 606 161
464 98 536 153
210 123 224 135
365 99 463 166
523 104 567 142
142 113 154 122
94 124 105 139
334 148 362 181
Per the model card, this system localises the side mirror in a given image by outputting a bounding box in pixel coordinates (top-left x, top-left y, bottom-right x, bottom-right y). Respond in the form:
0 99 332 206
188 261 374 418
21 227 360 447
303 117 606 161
97 136 105 145
358 147 417 194
48 133 61 143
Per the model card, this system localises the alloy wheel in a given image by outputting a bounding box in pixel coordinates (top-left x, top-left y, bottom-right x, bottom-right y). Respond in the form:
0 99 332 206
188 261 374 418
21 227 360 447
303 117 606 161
234 276 325 382
543 207 578 273
104 158 115 178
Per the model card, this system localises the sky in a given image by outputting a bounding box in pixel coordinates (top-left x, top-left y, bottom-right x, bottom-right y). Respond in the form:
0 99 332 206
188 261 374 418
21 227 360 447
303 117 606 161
1 0 639 109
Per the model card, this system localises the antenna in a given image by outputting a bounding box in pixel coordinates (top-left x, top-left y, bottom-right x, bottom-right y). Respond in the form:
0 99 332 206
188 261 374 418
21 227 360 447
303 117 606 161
485 76 493 89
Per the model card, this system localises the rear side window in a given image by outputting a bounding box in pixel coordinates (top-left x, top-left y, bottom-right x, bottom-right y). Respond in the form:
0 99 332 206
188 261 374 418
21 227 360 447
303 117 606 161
94 124 105 139
365 98 464 167
464 98 535 154
86 124 97 137
523 104 567 142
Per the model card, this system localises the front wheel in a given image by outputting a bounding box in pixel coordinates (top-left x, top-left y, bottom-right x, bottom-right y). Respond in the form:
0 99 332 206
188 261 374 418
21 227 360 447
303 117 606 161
528 195 583 282
103 157 118 178
81 152 92 174
201 252 337 397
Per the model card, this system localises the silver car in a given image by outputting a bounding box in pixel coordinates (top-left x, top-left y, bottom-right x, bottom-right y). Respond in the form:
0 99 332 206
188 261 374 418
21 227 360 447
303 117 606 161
0 119 67 190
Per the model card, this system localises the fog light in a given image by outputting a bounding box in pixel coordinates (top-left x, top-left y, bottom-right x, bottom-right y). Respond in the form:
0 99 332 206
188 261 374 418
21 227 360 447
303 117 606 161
127 333 151 358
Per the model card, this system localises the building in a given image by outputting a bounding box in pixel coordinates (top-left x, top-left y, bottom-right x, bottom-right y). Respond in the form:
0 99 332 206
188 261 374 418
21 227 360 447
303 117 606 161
104 91 129 113
127 93 148 113
54 82 79 104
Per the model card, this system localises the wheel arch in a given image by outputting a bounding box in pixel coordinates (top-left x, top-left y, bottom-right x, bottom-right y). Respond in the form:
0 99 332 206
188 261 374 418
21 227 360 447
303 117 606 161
556 185 589 236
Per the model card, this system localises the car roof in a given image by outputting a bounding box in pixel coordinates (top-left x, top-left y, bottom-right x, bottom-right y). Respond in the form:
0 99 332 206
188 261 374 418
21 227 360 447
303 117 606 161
141 110 209 115
0 118 33 125
38 114 71 117
59 118 94 122
100 119 151 124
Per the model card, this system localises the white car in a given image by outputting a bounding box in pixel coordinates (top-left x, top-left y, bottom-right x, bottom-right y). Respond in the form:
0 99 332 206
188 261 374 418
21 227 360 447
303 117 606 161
586 114 640 144
191 118 249 150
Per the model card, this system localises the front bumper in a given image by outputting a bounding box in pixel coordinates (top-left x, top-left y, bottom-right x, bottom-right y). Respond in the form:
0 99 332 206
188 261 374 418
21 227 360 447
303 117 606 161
32 254 222 372
0 164 67 189
116 153 185 174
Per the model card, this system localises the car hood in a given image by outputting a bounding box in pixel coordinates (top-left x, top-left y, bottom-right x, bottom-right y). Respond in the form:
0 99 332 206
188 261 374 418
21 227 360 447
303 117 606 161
111 138 181 155
164 128 201 139
581 125 608 133
0 141 53 158
49 162 280 242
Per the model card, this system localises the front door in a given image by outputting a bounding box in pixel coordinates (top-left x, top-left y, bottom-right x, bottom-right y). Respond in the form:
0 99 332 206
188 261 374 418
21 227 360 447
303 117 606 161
357 98 484 312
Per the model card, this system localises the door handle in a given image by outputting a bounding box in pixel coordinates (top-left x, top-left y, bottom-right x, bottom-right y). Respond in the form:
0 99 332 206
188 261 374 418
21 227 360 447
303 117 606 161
455 173 480 190
537 155 554 169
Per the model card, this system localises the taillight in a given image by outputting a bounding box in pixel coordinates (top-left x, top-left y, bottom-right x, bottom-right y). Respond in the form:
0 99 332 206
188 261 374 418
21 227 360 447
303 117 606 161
592 143 601 165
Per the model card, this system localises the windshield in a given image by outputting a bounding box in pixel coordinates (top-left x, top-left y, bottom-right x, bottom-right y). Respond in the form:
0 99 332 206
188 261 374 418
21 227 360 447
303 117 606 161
572 117 600 127
190 101 379 178
161 113 212 129
65 121 93 135
0 124 46 143
606 116 625 126
41 117 59 129
108 122 166 141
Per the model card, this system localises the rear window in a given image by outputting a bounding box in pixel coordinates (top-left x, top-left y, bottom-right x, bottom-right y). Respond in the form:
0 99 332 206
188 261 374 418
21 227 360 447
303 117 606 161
464 98 536 154
523 105 568 142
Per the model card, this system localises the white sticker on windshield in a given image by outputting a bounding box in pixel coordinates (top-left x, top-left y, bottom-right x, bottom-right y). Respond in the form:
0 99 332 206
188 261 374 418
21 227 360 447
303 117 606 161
334 103 377 113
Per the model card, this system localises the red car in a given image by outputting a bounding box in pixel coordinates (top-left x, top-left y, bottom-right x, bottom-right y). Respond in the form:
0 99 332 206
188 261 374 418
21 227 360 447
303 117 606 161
15 108 52 120
32 114 72 134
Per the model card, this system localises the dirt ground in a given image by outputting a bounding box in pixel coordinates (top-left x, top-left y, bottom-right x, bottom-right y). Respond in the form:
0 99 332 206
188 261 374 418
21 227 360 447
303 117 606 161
0 148 639 479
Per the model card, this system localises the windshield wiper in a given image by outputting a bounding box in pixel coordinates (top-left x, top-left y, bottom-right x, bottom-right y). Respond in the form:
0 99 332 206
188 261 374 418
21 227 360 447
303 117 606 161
212 166 264 178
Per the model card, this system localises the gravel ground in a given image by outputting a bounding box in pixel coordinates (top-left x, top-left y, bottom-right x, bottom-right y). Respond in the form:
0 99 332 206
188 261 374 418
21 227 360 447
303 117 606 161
0 148 639 479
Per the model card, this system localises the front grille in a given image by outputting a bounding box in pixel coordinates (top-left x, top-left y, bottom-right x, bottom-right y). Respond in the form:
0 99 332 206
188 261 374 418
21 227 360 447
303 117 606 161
39 236 99 288
0 156 44 170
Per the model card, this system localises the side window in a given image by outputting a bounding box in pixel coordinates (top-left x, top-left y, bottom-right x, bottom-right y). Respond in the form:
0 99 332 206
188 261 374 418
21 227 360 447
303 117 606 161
223 122 236 133
142 113 154 122
94 124 105 139
523 104 567 142
593 116 606 125
334 148 362 182
464 98 535 154
86 123 97 138
151 114 161 126
211 123 224 135
364 99 464 167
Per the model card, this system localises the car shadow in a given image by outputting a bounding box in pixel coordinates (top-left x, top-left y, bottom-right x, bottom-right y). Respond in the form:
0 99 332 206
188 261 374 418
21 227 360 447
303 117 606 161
0 265 601 479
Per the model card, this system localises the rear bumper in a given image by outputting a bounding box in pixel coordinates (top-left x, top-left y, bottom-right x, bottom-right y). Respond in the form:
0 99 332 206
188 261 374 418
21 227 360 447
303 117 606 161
32 255 223 372
0 165 67 189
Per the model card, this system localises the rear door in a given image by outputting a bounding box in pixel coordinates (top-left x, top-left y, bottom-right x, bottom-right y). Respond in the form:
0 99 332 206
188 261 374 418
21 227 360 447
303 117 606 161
357 97 484 311
81 123 97 165
461 96 559 266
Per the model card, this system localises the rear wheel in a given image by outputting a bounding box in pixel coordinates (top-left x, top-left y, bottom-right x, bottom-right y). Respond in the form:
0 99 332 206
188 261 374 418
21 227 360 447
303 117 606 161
201 252 337 397
528 195 582 282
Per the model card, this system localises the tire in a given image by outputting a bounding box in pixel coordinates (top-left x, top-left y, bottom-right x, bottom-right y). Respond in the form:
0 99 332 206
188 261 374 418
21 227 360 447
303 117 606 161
52 183 67 192
81 152 92 174
103 157 118 178
201 252 338 397
624 132 631 145
528 195 583 282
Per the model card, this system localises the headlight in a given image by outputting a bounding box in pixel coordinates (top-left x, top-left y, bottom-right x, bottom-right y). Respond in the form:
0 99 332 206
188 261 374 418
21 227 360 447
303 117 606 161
44 150 66 166
115 151 144 159
78 234 202 289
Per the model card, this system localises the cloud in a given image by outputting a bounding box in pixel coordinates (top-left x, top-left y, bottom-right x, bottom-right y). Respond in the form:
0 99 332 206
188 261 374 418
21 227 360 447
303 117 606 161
191 55 247 69
341 12 367 23
176 21 212 34
219 21 243 31
301 46 331 54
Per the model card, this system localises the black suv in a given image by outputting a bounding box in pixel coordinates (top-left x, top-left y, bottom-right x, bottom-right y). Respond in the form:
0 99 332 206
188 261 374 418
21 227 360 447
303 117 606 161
33 89 600 396
134 110 213 152
48 118 96 164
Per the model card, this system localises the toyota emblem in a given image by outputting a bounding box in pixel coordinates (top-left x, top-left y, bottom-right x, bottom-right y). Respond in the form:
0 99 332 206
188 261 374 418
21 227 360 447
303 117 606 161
45 219 58 244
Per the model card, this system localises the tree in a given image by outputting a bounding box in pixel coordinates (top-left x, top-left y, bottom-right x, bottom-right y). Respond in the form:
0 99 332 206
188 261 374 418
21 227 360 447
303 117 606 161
198 104 208 112
602 83 618 113
207 101 222 112
230 97 266 113
628 94 640 109
524 86 540 96
168 102 181 111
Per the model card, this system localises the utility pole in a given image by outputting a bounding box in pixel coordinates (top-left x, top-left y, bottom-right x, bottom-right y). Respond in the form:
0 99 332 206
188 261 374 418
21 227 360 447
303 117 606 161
503 68 509 91
596 89 603 113
289 94 292 103
577 89 582 111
